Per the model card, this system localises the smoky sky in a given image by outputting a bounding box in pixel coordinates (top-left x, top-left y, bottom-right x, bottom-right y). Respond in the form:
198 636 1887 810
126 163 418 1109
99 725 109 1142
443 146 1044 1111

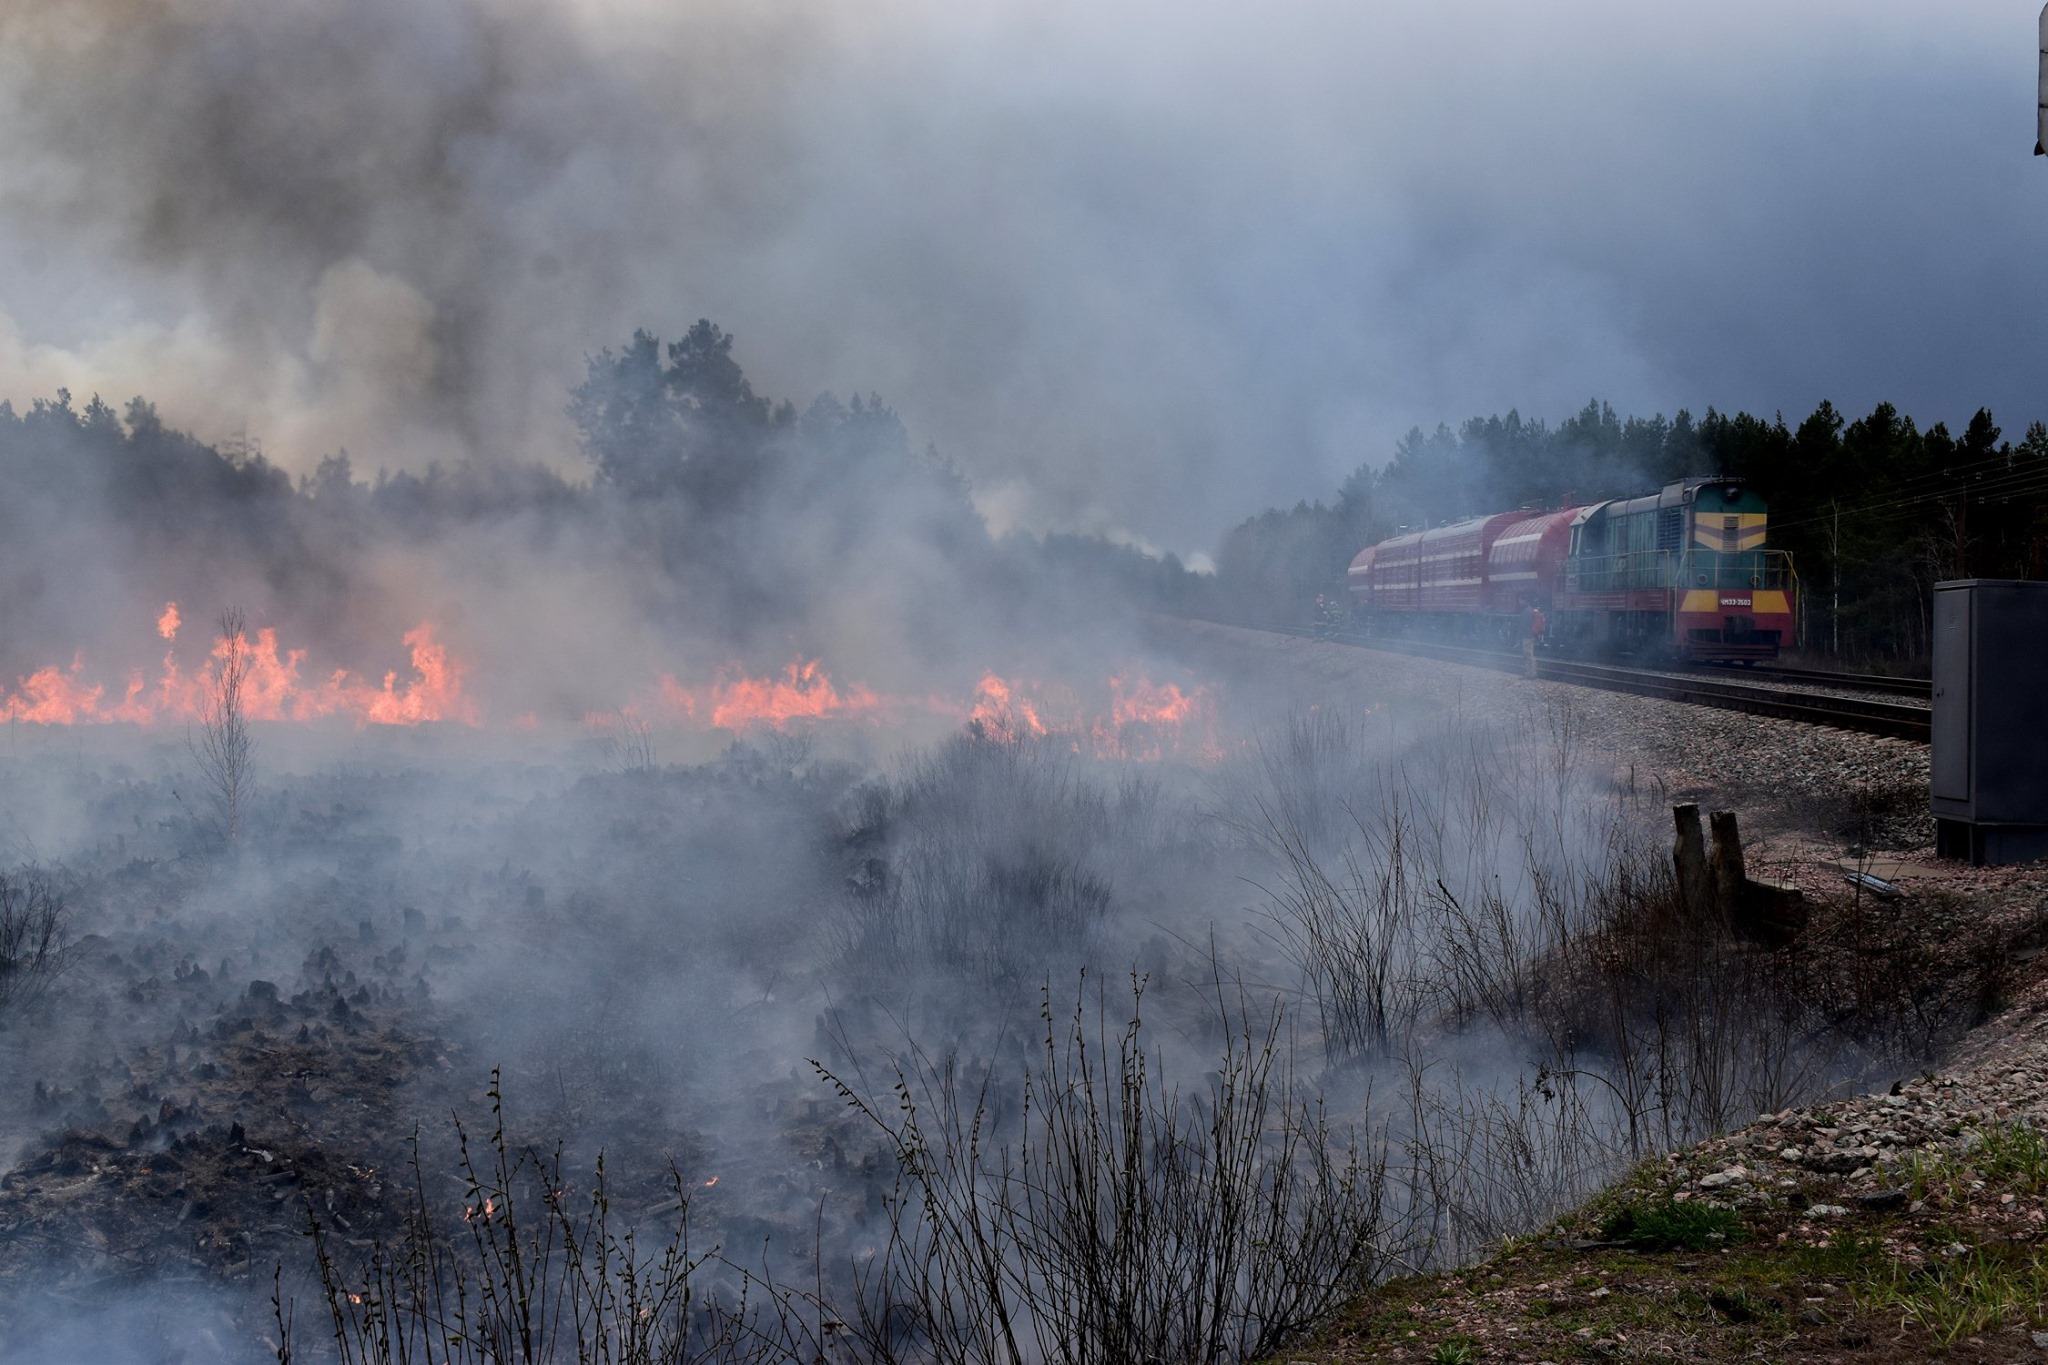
0 0 2043 558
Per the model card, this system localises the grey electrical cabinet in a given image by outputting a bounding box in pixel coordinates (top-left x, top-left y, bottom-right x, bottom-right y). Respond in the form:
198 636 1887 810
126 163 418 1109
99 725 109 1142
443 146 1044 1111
1931 579 2048 865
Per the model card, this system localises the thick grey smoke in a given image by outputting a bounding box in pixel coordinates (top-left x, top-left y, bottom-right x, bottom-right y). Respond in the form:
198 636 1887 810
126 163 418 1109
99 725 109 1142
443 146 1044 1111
0 0 811 472
1 1 2039 556
1 8 2024 1359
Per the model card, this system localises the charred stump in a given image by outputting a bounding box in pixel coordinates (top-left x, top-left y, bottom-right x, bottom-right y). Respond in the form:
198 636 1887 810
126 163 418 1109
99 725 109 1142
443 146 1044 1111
1671 804 1807 945
1672 803 1710 920
1708 809 1748 922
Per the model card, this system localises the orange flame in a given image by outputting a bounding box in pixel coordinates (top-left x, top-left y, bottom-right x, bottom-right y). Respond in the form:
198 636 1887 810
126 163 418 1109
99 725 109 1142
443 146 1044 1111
962 672 1220 761
654 661 882 731
3 656 105 725
710 660 881 729
3 607 1223 759
1 612 478 728
967 674 1048 744
324 624 477 727
1091 675 1216 761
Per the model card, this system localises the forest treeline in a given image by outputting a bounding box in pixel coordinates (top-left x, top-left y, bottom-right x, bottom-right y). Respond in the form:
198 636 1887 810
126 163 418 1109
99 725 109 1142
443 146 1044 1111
3 330 2041 672
0 322 1181 678
1206 400 2048 664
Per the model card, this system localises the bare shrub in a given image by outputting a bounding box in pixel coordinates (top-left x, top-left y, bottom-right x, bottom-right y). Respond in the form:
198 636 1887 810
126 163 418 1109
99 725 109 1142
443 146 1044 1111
1398 1058 1620 1268
1243 706 1902 1254
282 1076 809 1364
834 734 1143 989
1523 844 1845 1157
1262 810 1420 1061
819 976 1403 1364
287 997 1397 1365
595 710 658 772
1251 714 1600 1062
1268 737 1853 1155
0 866 66 1013
192 606 256 850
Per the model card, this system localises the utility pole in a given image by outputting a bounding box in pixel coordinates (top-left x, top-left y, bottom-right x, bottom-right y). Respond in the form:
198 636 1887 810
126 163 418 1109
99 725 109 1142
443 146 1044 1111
1828 501 1841 657
1957 489 1968 578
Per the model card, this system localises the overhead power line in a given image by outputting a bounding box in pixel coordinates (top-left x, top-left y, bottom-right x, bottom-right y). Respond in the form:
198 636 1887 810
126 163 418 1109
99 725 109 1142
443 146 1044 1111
1766 459 2048 537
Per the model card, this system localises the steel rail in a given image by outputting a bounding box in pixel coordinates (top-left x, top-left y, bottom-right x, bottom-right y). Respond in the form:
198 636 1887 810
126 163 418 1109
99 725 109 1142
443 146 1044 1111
1536 658 1931 743
1714 662 1932 698
1202 618 1932 744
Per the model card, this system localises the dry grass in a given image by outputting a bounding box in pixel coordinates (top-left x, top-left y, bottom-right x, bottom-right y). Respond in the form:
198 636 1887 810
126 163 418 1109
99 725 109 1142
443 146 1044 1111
285 1073 809 1365
278 701 2024 1364
815 974 1404 1365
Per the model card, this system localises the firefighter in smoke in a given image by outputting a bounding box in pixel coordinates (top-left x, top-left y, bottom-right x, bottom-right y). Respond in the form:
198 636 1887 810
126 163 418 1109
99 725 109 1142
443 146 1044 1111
1313 592 1345 640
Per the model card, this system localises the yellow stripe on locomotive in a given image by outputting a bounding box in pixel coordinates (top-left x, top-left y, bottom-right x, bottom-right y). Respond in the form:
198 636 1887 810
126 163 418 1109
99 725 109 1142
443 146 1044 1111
1692 512 1768 553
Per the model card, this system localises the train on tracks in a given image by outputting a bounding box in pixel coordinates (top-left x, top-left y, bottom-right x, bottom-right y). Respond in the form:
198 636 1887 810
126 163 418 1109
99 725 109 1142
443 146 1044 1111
1346 477 1799 663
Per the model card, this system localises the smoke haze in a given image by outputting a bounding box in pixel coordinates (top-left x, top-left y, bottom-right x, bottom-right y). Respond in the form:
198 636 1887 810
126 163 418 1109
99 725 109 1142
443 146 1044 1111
0 8 2033 1356
1 1 2041 555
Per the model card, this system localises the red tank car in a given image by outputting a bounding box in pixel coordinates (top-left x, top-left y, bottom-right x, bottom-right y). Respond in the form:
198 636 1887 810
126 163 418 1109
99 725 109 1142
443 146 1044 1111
1346 478 1799 662
1345 511 1538 645
1343 512 1514 615
1484 509 1576 616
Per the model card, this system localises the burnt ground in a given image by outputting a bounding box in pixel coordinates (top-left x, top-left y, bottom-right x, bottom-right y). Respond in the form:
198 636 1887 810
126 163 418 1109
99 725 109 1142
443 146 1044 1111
0 954 449 1298
0 625 2041 1362
0 903 906 1359
0 748 914 1362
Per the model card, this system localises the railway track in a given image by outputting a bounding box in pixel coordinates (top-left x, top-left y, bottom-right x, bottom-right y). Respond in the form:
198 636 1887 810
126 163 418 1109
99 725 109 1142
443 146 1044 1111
1215 619 1933 743
1538 657 1931 742
1702 661 1932 698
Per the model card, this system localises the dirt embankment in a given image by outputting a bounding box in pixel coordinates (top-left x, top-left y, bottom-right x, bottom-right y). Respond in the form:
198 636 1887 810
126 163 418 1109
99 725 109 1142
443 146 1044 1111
1292 967 2048 1363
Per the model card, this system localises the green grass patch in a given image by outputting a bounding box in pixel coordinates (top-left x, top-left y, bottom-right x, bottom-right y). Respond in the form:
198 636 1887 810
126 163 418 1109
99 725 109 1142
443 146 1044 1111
1974 1121 2048 1194
1910 1120 2048 1204
1858 1241 2048 1347
1599 1198 1745 1252
1428 1336 1479 1365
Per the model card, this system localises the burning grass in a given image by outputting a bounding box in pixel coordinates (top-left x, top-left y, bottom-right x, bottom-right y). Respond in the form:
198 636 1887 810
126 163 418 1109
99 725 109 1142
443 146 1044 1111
1 609 476 728
7 603 1224 764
